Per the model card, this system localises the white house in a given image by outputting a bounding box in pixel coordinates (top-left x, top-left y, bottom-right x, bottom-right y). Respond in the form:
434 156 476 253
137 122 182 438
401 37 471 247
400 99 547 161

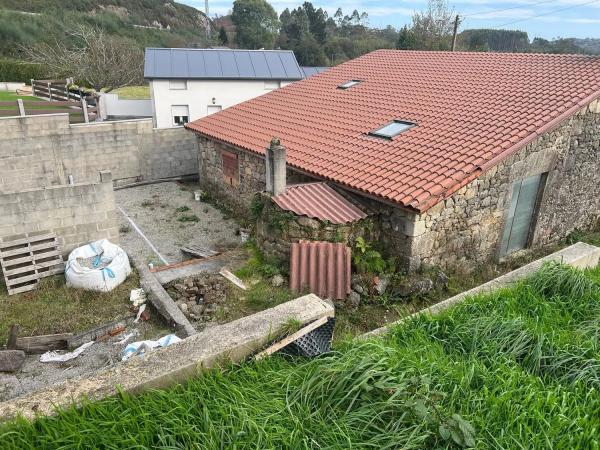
144 48 323 129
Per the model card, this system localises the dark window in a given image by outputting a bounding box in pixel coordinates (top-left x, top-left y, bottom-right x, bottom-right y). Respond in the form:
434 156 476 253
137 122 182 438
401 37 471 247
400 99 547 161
173 115 189 126
499 173 547 257
370 120 415 139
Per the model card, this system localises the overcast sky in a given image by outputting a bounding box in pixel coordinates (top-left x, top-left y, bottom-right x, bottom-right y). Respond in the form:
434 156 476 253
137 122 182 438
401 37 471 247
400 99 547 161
183 0 600 40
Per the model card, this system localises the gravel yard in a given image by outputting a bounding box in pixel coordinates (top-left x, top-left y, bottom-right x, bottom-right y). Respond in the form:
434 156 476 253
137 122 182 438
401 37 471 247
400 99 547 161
115 182 241 266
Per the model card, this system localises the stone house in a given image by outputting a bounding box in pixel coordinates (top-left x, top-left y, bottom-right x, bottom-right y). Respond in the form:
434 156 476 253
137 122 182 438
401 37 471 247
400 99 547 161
186 50 600 271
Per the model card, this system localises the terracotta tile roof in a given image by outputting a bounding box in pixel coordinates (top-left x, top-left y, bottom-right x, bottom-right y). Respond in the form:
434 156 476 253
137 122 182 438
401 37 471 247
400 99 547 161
273 182 368 224
187 50 600 212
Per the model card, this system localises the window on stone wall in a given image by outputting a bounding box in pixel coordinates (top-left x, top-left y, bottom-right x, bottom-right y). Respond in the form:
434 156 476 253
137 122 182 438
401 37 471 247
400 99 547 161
222 150 239 187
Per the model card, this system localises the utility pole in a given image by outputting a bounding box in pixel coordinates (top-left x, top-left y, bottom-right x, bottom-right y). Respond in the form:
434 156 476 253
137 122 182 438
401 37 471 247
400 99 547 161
451 14 460 51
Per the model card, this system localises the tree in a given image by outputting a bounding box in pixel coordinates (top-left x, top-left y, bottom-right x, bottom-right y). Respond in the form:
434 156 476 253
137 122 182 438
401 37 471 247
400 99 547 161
231 0 279 49
23 25 143 92
218 26 228 45
396 26 418 50
411 0 455 50
303 2 327 44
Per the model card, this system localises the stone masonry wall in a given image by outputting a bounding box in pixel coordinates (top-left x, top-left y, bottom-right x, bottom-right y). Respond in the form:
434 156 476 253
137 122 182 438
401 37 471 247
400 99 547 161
0 172 119 256
400 99 600 270
255 194 377 262
0 114 198 194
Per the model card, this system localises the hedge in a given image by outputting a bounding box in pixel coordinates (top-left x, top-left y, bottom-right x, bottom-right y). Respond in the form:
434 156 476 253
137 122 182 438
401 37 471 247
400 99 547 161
0 59 49 84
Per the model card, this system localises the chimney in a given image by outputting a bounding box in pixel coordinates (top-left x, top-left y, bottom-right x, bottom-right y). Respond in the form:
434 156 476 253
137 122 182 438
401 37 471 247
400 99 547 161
265 137 286 195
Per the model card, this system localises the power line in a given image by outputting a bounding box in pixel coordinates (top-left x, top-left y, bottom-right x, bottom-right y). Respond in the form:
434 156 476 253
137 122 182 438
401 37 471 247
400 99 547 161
493 0 600 28
462 0 557 18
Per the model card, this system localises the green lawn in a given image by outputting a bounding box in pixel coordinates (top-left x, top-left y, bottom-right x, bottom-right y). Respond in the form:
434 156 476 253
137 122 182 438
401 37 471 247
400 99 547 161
112 85 150 100
2 261 599 448
0 91 39 102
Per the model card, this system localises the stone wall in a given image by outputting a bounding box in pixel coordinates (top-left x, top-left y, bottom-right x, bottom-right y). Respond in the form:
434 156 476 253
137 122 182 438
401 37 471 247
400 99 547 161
398 99 600 270
255 194 376 262
197 136 268 214
0 172 119 256
0 114 198 194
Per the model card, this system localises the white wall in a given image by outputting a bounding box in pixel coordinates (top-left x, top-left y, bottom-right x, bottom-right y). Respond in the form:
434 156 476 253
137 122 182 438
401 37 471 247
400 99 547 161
150 79 293 128
98 93 153 119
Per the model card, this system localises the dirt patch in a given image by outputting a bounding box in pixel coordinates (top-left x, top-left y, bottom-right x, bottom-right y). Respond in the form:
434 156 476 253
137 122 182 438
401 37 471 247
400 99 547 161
115 182 240 266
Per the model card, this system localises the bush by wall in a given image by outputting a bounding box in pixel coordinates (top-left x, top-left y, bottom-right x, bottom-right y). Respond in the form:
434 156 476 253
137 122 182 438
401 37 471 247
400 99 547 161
0 59 48 83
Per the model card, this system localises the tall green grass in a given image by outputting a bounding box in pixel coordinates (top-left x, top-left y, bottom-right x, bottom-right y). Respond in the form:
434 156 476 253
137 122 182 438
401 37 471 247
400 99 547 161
1 262 599 449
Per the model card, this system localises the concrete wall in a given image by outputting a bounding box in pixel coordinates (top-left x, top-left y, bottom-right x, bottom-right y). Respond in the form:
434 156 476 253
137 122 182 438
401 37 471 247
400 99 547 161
151 79 292 128
98 93 153 120
390 99 600 270
0 172 118 255
0 114 199 193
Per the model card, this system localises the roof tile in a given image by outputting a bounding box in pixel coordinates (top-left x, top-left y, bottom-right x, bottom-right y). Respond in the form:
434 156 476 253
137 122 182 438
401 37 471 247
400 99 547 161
187 50 600 211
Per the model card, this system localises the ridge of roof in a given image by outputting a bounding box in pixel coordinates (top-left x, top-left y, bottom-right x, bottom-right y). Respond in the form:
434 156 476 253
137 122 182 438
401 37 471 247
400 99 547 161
187 49 600 212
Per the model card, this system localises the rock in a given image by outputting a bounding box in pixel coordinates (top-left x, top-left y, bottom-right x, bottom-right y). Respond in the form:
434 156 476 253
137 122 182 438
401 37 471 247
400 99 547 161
174 283 186 293
190 304 205 316
271 274 285 287
178 302 188 314
352 283 364 294
373 275 391 295
186 301 197 310
348 291 361 308
0 374 22 401
0 350 26 372
396 278 434 297
434 270 449 290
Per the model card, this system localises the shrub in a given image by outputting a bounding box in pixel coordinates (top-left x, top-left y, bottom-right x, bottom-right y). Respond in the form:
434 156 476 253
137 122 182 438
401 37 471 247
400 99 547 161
353 237 387 274
0 59 48 83
177 214 200 223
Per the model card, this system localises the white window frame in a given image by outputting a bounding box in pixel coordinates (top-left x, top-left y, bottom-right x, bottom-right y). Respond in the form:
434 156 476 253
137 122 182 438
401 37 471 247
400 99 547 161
172 105 189 127
169 79 187 90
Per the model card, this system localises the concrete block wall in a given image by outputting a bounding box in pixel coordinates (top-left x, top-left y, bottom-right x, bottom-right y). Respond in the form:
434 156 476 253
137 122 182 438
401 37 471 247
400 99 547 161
0 174 119 256
0 115 199 194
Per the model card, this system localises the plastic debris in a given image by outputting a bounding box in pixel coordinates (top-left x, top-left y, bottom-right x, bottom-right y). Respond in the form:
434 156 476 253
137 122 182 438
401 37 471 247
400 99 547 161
134 304 147 323
40 341 94 363
114 331 139 345
130 288 146 307
121 334 182 361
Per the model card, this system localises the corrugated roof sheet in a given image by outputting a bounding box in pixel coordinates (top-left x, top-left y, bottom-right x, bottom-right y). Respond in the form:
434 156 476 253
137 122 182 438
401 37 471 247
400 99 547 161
144 48 304 80
289 241 351 300
187 50 600 212
273 182 367 224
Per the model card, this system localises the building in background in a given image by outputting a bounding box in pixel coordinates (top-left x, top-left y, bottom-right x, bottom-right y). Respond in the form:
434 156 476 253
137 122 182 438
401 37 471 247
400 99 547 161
145 48 324 129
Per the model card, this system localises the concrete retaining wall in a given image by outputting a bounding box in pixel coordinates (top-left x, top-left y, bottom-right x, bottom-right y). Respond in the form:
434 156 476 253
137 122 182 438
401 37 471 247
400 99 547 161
0 114 199 194
365 242 600 337
0 172 119 256
0 294 334 421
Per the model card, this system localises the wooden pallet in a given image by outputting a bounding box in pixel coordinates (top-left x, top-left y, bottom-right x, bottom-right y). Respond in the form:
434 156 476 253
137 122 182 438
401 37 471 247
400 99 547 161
0 233 65 295
180 244 220 259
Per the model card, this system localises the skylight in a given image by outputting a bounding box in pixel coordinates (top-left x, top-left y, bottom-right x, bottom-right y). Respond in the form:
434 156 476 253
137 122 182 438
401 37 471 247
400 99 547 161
338 80 361 89
370 120 415 139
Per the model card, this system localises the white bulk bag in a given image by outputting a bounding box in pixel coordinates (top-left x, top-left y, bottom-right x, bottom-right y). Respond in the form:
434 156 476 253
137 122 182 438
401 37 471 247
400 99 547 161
66 239 132 292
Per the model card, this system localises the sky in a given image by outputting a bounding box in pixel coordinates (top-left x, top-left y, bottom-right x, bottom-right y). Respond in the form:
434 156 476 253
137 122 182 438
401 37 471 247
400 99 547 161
183 0 600 40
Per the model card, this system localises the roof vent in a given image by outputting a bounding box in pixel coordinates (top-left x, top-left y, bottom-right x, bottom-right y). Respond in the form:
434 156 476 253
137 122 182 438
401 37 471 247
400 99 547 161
338 80 361 89
369 120 415 139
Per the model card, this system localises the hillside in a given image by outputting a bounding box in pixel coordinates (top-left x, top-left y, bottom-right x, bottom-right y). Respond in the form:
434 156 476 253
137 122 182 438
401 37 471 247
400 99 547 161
0 0 213 58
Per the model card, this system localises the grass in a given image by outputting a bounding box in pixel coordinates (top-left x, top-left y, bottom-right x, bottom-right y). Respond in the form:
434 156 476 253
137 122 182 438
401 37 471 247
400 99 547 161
2 262 599 448
0 272 141 346
111 85 150 100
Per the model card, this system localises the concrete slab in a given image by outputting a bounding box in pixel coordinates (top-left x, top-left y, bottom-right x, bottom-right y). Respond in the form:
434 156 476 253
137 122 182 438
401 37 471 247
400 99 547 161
0 294 334 422
365 242 600 338
133 257 196 338
152 252 238 285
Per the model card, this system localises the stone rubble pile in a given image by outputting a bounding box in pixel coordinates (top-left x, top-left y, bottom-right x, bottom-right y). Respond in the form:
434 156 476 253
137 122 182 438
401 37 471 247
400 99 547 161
169 275 227 321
